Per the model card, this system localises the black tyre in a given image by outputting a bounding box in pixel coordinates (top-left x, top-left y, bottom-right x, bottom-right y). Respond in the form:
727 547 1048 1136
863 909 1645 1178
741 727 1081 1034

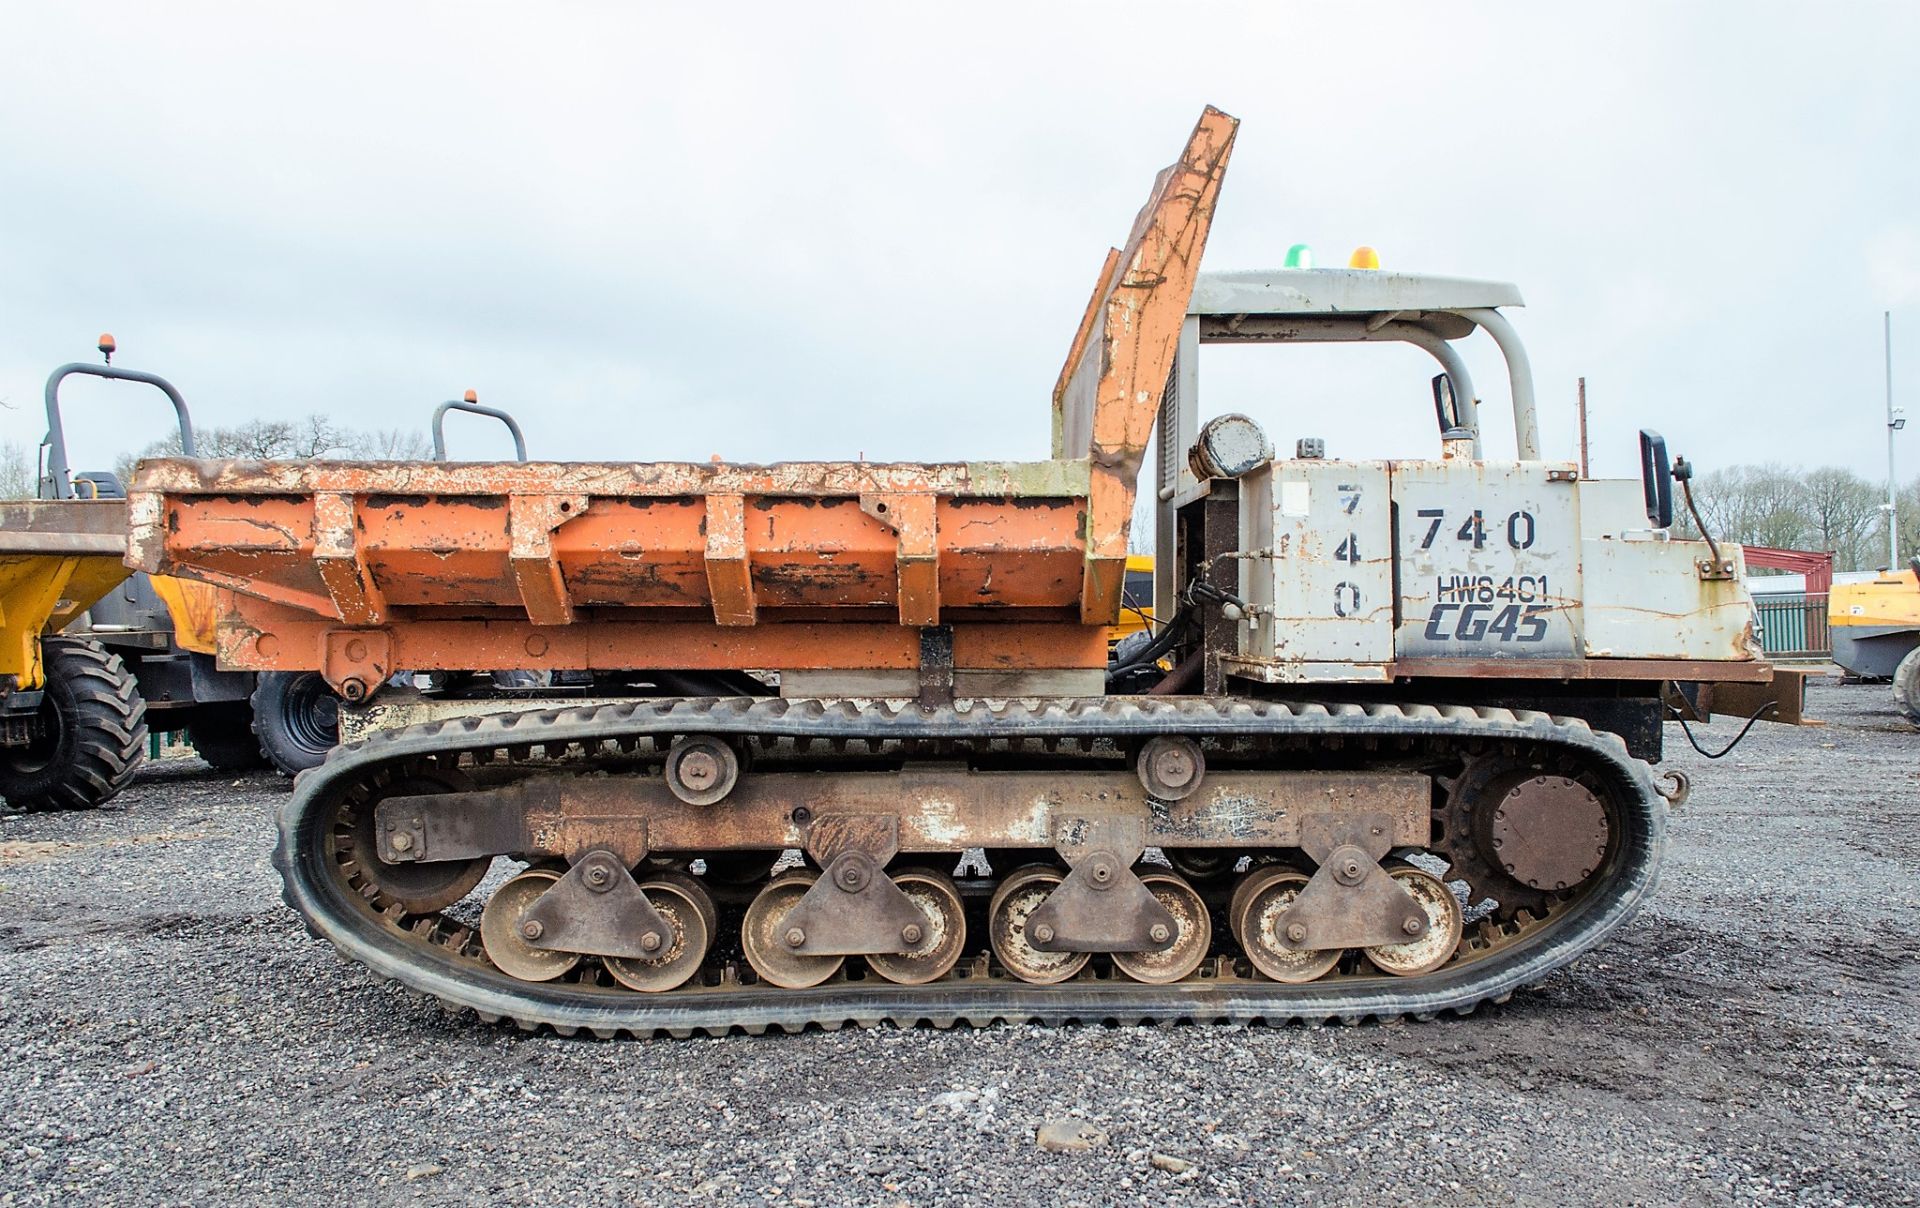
0 637 147 812
1894 645 1920 727
251 671 340 777
185 702 271 771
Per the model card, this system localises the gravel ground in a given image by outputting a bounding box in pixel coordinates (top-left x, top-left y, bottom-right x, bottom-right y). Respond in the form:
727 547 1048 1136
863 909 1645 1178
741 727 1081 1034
0 681 1914 1207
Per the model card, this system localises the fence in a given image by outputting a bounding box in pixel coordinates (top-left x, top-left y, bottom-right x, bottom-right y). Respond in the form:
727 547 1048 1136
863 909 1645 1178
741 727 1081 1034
1752 592 1830 659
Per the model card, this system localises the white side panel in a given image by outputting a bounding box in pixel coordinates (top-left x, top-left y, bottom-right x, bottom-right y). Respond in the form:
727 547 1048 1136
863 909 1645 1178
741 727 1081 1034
1393 463 1583 659
1252 462 1393 666
1576 478 1657 537
1582 540 1761 660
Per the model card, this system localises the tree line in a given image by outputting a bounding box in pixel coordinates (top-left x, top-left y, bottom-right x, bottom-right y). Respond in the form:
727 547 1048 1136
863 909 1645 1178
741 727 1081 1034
0 417 430 500
1677 463 1920 573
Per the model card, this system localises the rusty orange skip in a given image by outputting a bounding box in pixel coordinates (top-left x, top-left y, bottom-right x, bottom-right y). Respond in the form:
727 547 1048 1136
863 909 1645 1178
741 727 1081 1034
125 109 1241 696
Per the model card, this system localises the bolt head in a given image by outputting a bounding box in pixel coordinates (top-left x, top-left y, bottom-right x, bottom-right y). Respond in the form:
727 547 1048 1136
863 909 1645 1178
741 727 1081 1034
1148 923 1172 945
679 750 719 787
520 919 544 941
901 923 924 946
584 865 612 889
1152 748 1194 787
1285 922 1307 944
1032 923 1055 945
1402 916 1424 936
639 930 663 953
784 926 806 948
390 832 413 853
1089 862 1113 884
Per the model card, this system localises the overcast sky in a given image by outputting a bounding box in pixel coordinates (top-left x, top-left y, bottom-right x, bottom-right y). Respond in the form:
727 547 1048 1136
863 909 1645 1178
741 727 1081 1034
2 2 1915 486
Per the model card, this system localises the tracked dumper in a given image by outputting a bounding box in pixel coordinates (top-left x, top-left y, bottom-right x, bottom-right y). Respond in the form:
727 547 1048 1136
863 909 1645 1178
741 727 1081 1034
127 108 1794 1034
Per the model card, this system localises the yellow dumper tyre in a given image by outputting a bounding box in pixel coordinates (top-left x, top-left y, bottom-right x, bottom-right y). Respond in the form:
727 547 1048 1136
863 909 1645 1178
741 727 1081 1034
185 701 272 772
0 638 147 812
250 671 340 777
1894 646 1920 728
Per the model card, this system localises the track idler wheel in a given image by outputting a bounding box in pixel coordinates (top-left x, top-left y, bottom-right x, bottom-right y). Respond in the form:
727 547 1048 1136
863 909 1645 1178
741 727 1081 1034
1111 871 1210 984
864 869 966 986
1361 866 1464 977
480 869 582 982
988 866 1090 985
741 871 845 989
605 872 717 993
1229 866 1341 984
343 768 490 914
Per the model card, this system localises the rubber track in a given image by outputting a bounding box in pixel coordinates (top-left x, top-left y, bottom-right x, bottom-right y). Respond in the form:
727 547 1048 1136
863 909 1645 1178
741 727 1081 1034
275 697 1667 1036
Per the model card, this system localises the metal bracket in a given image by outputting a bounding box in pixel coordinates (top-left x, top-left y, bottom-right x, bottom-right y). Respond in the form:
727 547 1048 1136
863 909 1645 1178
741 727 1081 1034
520 849 671 960
1696 557 1737 582
320 628 392 702
1274 811 1428 951
779 815 926 956
375 794 649 869
1026 814 1176 953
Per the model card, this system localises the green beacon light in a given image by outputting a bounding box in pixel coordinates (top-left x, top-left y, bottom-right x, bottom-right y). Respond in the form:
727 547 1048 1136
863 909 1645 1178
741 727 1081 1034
1284 243 1313 269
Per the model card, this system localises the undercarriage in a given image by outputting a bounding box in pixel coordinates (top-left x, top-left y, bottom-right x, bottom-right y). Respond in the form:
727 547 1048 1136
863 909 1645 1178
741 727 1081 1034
281 695 1665 1035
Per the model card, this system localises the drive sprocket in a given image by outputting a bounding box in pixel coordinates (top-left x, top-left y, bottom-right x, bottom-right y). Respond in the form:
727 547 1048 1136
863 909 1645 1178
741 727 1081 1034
1431 750 1619 922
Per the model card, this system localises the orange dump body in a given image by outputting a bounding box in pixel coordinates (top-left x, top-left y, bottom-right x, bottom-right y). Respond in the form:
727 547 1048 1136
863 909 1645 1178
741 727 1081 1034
128 460 1112 688
125 109 1240 696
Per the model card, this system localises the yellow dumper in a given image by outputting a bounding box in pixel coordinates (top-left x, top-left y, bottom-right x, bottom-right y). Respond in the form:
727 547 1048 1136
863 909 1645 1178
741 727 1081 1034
0 498 146 809
1829 559 1920 724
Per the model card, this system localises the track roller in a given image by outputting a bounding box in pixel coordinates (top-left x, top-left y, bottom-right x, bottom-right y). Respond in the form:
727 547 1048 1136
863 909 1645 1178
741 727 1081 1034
480 869 582 982
865 868 966 985
1362 866 1464 977
1112 870 1210 984
741 870 845 989
604 872 716 993
988 866 1090 985
1229 865 1341 984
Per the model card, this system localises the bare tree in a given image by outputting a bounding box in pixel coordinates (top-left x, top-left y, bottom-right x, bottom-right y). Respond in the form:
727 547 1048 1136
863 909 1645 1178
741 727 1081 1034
113 415 429 483
1799 467 1882 571
343 427 432 460
0 441 37 500
1873 478 1920 571
1679 460 1920 573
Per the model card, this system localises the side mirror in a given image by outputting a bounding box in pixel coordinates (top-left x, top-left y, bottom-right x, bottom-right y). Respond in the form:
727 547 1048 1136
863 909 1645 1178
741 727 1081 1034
1431 374 1463 434
1639 429 1674 528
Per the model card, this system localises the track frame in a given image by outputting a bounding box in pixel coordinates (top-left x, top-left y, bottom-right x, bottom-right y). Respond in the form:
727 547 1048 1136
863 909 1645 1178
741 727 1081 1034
276 695 1664 1036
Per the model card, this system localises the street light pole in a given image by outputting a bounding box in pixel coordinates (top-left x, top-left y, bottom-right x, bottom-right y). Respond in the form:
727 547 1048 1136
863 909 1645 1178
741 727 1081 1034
1889 311 1905 568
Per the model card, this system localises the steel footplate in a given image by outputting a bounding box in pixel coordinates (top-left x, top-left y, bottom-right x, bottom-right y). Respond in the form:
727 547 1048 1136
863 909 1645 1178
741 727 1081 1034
275 696 1665 1036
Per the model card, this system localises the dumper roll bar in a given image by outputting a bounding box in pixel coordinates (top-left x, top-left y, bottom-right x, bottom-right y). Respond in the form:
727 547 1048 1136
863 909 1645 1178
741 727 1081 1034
431 397 528 462
1180 271 1542 463
42 355 196 501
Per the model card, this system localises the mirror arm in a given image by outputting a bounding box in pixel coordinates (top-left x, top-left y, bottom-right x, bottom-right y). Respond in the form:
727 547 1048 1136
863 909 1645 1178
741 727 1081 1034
1671 457 1722 569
